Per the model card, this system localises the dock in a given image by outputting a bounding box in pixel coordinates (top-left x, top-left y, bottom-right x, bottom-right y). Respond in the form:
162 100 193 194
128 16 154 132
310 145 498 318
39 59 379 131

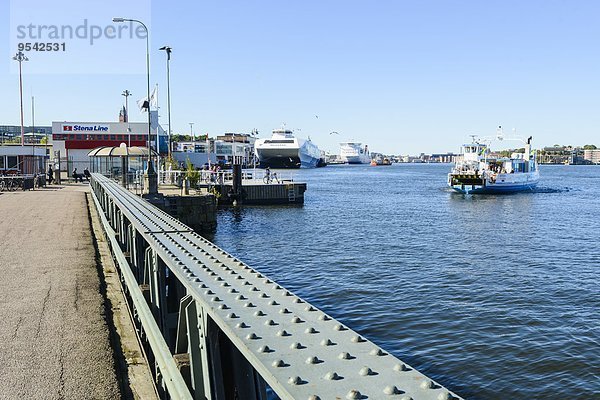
197 179 307 205
160 169 307 206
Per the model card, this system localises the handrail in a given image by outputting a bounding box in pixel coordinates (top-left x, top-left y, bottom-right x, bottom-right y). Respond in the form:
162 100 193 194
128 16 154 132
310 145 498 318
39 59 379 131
90 173 462 400
91 180 193 399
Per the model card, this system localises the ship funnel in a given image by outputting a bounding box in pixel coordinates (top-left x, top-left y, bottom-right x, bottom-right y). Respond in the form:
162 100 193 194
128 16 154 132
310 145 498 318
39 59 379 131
524 136 532 161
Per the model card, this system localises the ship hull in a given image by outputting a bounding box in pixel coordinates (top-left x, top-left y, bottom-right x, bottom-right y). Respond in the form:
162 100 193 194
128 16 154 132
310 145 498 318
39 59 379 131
256 147 319 169
255 134 321 169
345 155 370 164
448 172 539 194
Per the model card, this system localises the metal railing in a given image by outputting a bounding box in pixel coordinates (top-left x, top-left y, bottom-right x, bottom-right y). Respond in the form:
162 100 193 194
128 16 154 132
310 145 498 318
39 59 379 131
159 169 296 187
90 173 462 400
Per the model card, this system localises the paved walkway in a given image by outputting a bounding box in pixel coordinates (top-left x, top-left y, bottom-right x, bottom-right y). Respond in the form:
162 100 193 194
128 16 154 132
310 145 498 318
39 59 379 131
0 185 120 399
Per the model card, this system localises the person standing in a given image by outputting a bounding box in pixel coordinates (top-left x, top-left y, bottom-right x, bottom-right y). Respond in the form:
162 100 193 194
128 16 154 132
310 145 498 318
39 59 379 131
83 167 91 182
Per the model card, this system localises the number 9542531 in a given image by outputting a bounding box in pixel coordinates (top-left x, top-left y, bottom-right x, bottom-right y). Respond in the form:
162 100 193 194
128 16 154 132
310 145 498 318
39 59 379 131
17 42 66 51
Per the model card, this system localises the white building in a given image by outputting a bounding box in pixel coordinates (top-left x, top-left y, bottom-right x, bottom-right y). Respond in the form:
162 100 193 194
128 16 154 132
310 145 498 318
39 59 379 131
583 149 600 164
52 114 167 173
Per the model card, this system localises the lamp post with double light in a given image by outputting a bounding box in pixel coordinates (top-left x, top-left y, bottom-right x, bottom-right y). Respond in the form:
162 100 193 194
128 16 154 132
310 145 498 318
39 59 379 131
12 51 28 146
112 17 157 193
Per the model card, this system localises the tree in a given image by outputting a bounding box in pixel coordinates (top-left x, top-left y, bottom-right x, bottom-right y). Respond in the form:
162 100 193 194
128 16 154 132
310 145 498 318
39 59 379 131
583 144 597 150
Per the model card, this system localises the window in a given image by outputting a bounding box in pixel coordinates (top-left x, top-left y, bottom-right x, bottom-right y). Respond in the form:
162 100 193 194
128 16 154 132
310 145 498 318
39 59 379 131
110 135 116 140
0 156 4 169
7 156 18 169
265 140 295 144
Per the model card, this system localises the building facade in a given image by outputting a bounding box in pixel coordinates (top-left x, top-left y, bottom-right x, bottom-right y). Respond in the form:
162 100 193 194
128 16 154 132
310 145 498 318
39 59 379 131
52 116 167 173
584 149 600 164
0 125 52 144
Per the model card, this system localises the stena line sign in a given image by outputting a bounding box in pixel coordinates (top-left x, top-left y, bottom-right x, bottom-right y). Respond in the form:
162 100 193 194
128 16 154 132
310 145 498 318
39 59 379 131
63 124 109 132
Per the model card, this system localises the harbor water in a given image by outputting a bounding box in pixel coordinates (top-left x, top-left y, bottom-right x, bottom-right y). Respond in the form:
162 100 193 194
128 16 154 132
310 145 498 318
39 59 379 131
207 164 599 399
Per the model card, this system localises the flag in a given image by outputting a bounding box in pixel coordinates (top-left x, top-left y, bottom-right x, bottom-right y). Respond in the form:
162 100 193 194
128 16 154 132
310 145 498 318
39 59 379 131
136 85 158 112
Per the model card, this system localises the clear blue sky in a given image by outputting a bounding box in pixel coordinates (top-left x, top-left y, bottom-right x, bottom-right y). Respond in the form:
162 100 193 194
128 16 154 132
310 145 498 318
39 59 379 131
2 0 599 154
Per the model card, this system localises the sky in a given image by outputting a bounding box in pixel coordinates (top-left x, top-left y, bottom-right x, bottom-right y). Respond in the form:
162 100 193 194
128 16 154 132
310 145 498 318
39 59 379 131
2 0 600 155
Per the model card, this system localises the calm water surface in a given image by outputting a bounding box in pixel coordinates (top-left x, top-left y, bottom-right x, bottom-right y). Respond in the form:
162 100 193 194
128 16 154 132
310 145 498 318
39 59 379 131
206 164 599 399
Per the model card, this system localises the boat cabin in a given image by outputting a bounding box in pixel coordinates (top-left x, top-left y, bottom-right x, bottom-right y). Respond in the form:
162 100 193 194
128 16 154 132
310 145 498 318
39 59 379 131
485 158 537 174
461 143 487 162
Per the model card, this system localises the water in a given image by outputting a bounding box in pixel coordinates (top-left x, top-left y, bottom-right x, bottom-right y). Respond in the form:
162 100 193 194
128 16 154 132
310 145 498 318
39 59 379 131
206 164 600 399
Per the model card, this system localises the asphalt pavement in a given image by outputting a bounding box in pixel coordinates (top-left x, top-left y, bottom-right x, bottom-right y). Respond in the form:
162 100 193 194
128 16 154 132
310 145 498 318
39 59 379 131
0 185 120 399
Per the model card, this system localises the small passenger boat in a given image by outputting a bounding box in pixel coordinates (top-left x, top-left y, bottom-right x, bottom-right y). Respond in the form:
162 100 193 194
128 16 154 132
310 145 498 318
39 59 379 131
448 129 540 194
370 155 392 166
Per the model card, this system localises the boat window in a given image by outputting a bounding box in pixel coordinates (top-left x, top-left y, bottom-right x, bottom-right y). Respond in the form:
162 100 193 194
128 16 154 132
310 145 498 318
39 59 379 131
265 140 295 144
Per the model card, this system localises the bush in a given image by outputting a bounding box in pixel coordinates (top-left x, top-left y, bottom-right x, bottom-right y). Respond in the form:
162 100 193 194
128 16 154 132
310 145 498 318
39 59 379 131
185 158 200 187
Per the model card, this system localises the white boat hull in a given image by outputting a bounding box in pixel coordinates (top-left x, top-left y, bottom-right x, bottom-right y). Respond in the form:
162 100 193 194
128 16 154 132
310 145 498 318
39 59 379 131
340 142 370 164
448 171 540 194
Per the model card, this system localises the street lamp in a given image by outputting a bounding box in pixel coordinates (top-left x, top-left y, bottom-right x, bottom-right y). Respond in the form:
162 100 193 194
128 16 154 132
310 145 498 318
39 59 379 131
189 122 194 145
12 51 28 146
159 46 172 159
112 17 157 194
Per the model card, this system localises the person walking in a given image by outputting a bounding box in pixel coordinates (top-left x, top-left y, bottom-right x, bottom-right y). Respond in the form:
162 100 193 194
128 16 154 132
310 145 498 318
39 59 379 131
72 168 81 183
47 165 54 185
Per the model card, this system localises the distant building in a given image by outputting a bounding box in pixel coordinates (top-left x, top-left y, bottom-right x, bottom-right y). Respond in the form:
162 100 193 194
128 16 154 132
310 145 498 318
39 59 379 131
584 149 600 164
0 125 52 145
118 106 128 123
430 153 457 163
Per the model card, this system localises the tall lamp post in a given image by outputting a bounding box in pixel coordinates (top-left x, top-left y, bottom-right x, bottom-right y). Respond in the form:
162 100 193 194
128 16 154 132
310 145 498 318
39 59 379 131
13 52 28 146
189 122 194 151
159 46 172 160
112 17 157 194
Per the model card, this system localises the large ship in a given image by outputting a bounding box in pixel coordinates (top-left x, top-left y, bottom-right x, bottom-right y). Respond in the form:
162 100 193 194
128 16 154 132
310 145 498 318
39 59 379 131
448 129 540 194
254 127 322 168
340 142 370 164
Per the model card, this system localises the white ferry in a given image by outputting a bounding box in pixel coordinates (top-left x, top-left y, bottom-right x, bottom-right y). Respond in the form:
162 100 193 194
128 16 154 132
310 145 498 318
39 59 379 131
340 142 370 164
448 130 540 194
254 127 322 168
